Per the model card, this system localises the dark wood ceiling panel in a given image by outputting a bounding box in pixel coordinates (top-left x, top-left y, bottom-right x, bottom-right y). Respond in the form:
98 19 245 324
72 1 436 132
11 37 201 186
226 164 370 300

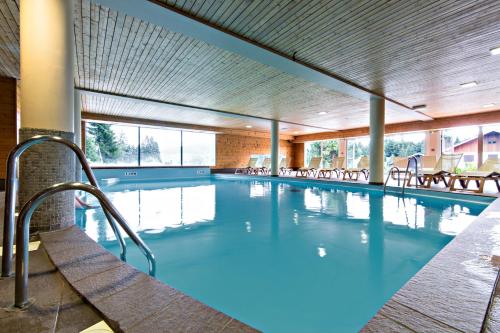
157 0 500 117
0 0 19 78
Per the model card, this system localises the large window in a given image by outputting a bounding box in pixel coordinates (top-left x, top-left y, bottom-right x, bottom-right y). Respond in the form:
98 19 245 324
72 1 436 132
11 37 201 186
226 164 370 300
140 127 181 166
442 126 479 171
182 131 216 166
304 140 339 167
85 122 216 167
347 137 369 168
384 132 425 168
85 123 139 166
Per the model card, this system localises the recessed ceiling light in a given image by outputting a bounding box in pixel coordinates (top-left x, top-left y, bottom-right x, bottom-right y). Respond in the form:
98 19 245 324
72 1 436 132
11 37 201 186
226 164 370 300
412 104 427 111
245 125 252 128
490 47 500 55
483 103 495 108
460 81 477 88
318 111 328 115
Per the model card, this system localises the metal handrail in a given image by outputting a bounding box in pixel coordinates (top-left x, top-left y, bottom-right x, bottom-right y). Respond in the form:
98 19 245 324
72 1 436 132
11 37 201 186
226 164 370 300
383 154 422 194
384 166 401 193
15 182 156 308
2 135 126 277
401 154 422 195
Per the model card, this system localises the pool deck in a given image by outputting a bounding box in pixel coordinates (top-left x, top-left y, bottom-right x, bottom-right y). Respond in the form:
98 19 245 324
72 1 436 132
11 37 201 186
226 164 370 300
1 175 500 332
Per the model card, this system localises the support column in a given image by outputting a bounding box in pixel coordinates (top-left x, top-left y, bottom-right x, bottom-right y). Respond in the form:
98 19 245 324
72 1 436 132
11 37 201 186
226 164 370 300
425 130 441 158
338 138 347 158
478 126 484 168
74 89 82 181
19 0 75 232
271 120 279 176
369 96 385 184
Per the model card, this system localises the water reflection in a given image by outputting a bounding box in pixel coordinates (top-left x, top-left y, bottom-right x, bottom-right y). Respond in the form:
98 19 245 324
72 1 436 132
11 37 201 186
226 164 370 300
78 183 215 241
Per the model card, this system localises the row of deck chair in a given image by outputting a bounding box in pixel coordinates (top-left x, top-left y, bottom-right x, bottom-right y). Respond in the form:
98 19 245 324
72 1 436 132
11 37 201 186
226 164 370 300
235 157 293 175
235 153 500 193
296 156 370 180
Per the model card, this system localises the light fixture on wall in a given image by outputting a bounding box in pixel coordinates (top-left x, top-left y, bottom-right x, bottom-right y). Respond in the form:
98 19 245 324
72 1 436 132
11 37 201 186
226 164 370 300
412 104 427 111
490 46 500 55
483 103 495 108
245 125 253 128
460 81 478 88
317 111 328 115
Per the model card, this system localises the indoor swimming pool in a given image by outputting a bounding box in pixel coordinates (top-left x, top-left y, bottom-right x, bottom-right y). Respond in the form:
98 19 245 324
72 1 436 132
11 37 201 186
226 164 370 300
76 176 492 333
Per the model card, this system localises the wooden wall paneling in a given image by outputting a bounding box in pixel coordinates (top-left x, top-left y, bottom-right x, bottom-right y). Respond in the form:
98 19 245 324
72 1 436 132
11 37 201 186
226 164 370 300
0 76 18 180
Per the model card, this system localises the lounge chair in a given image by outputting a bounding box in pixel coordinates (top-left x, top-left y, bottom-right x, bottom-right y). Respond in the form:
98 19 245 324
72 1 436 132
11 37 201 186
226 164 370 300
256 157 271 175
407 153 463 188
343 156 369 181
296 157 322 177
318 157 346 179
235 157 258 175
449 158 500 193
279 157 293 175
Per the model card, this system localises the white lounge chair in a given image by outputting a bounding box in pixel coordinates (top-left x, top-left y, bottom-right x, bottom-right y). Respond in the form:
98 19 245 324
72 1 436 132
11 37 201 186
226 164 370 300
318 157 345 179
408 153 463 188
296 157 322 177
449 157 500 193
343 156 369 181
235 157 258 175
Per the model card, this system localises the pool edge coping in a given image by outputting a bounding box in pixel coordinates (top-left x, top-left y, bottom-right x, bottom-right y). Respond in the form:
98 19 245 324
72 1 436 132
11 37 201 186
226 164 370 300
39 226 261 333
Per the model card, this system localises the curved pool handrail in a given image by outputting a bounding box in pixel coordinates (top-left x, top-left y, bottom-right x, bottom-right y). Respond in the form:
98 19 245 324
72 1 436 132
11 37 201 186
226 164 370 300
2 135 126 277
14 182 156 308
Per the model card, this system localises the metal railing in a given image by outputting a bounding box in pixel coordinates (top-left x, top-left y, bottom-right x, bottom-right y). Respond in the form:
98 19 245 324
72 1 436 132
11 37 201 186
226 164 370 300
2 135 127 277
384 154 422 195
14 182 156 308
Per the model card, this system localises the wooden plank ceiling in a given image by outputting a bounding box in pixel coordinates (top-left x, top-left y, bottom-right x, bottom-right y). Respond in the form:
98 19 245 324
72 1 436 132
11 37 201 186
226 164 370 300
0 1 18 78
80 90 320 135
157 0 500 118
74 0 420 132
1 0 500 133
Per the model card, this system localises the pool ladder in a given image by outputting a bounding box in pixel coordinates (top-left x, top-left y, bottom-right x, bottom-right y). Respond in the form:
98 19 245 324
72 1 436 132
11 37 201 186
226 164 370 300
383 154 423 195
1 135 156 309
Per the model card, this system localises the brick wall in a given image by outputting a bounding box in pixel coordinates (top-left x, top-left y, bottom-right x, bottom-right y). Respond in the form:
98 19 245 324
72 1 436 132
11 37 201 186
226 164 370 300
0 77 18 183
215 134 294 168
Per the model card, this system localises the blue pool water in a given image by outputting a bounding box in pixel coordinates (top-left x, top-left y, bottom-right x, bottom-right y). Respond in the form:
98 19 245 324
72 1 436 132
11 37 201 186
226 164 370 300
77 176 490 333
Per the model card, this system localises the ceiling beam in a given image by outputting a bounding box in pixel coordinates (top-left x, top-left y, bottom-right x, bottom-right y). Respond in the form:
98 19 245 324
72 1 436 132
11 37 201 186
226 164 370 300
94 0 432 122
78 88 333 132
293 110 500 143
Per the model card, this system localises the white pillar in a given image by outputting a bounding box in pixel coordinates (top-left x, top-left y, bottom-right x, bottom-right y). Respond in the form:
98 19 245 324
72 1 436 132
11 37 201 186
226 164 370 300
271 120 279 176
19 0 75 232
369 96 385 184
20 0 74 132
